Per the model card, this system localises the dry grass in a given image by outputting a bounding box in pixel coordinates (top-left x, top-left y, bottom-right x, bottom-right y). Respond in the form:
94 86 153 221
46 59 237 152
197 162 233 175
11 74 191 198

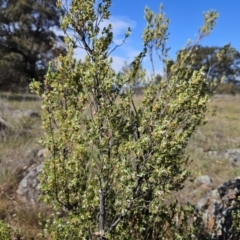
0 92 240 238
0 92 43 239
187 95 240 183
0 93 42 182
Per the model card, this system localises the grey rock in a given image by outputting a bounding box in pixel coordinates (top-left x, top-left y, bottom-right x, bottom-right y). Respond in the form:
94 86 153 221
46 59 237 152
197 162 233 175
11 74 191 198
229 153 240 167
226 149 240 155
196 195 209 211
189 184 213 206
37 148 49 162
209 189 220 199
16 148 47 203
196 189 220 210
17 164 42 203
207 150 219 157
23 109 40 118
13 148 39 182
194 175 213 187
207 148 240 159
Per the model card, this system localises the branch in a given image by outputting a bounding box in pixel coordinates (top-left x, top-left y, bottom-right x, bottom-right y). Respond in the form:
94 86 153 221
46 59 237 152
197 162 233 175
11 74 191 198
107 35 128 57
107 175 143 234
99 187 105 237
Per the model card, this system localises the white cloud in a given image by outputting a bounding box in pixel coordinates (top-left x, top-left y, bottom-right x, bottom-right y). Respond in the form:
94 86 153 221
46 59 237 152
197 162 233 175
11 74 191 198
102 16 136 40
111 56 126 72
125 47 141 61
73 47 86 61
50 26 64 36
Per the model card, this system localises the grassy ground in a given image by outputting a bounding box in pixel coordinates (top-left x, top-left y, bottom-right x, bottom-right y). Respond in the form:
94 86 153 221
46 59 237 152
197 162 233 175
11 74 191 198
0 92 44 239
187 94 240 183
0 92 240 238
0 93 42 184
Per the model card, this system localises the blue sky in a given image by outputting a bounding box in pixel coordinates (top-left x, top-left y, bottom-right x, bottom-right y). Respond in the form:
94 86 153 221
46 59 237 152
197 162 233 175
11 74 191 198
73 1 240 74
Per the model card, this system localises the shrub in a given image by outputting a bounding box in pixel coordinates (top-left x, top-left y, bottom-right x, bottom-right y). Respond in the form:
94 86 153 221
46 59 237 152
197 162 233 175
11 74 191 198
0 220 12 240
31 0 219 239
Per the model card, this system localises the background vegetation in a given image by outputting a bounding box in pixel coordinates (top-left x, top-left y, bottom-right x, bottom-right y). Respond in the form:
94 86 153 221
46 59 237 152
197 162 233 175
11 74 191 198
0 0 66 91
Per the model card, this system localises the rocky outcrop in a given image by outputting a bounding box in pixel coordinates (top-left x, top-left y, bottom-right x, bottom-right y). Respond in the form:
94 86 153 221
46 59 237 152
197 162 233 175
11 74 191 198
181 175 214 207
16 148 48 204
14 148 40 182
194 175 213 188
207 148 240 167
197 177 240 239
16 164 42 203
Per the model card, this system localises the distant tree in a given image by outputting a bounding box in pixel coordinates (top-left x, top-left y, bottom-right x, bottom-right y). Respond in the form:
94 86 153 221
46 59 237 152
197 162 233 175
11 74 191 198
154 74 162 84
179 45 240 83
0 0 66 91
120 61 146 88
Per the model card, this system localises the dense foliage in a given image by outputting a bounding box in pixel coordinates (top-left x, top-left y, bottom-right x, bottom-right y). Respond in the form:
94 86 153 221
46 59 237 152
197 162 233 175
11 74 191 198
0 0 66 91
31 0 219 239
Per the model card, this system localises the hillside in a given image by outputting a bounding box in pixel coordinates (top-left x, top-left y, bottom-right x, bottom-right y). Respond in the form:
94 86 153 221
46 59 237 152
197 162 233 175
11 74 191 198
0 92 240 238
